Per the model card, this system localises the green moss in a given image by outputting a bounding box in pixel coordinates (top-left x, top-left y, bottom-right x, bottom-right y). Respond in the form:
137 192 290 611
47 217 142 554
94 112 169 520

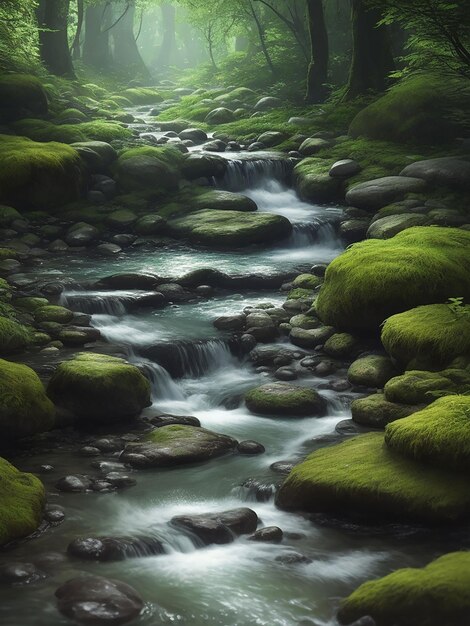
381 304 470 369
323 332 359 358
338 551 470 626
13 297 49 313
0 457 45 546
0 358 55 440
0 248 17 261
349 74 466 144
0 134 83 209
0 317 31 354
54 108 88 122
168 209 291 248
348 355 398 389
316 227 470 332
245 382 325 417
120 87 163 104
145 424 192 444
385 396 470 473
292 274 322 289
0 74 48 122
117 145 185 170
34 305 73 324
0 205 22 226
13 119 131 143
287 288 315 301
293 158 342 203
276 432 470 523
384 369 470 405
47 352 151 423
351 393 418 429
114 146 184 193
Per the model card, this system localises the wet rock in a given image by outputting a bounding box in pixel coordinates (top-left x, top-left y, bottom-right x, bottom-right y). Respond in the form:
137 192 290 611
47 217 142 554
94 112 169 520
214 314 246 331
400 157 470 191
56 475 93 493
92 437 125 452
79 446 101 457
237 440 265 455
240 478 275 501
274 367 297 381
104 473 136 488
335 419 369 436
91 461 126 474
254 96 282 111
203 139 227 152
339 219 370 244
156 283 193 302
299 138 332 156
67 536 164 561
0 562 45 585
290 326 335 349
345 176 427 211
45 506 65 524
250 345 305 367
171 508 258 546
205 108 235 125
257 131 284 147
248 142 266 152
65 222 99 247
270 461 294 474
179 128 207 143
240 333 257 353
249 526 283 542
275 552 312 565
150 414 201 428
55 575 144 625
96 243 122 256
329 159 361 178
245 382 327 417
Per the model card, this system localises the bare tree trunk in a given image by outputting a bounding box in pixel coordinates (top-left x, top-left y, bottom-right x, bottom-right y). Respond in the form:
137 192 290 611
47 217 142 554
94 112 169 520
157 2 177 69
248 0 275 75
305 0 329 103
112 0 150 78
71 0 84 60
83 3 112 69
38 0 75 77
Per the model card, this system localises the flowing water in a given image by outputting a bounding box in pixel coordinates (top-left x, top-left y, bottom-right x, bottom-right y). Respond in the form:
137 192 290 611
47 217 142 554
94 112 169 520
0 155 458 626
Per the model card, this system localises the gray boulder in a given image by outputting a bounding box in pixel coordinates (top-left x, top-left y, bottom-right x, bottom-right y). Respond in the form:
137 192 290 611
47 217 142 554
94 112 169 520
367 214 430 239
400 157 470 191
346 176 427 211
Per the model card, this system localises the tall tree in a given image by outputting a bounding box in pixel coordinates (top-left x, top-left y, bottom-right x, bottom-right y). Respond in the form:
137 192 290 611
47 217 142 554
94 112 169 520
305 0 329 103
37 0 76 77
156 2 178 69
71 0 84 60
83 2 112 69
111 0 150 77
344 0 395 99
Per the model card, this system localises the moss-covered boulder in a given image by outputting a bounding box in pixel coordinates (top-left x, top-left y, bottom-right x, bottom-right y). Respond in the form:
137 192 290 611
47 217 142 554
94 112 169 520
276 432 470 523
293 158 342 203
0 205 22 226
0 135 83 209
367 213 430 238
0 457 45 546
338 552 470 626
0 317 31 354
121 87 163 104
47 353 151 424
348 355 398 388
181 153 227 179
351 393 419 429
316 227 470 332
114 146 184 193
120 425 237 468
0 74 48 123
0 359 55 440
323 332 359 359
291 274 322 290
381 304 470 369
34 305 74 324
13 297 49 313
194 190 257 212
345 176 427 212
349 75 464 144
245 382 326 417
13 119 131 144
385 396 470 472
168 209 291 248
384 369 470 405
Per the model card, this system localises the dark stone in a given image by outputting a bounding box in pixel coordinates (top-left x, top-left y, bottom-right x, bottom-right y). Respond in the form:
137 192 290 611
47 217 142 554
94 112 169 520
56 475 93 493
237 440 265 455
274 367 297 381
171 508 258 546
270 461 294 475
275 552 312 565
45 508 65 524
149 414 201 428
0 562 45 585
248 526 283 543
95 273 161 291
67 536 164 562
104 473 137 488
214 314 246 331
240 478 275 502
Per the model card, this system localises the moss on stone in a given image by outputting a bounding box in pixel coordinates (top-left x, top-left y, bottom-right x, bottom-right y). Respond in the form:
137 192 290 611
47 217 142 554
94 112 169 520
0 457 45 546
323 332 359 358
114 146 184 193
245 382 326 417
0 317 31 354
292 274 322 289
13 119 131 144
34 305 74 324
381 304 470 369
385 396 470 472
351 393 419 429
55 108 88 122
287 288 315 301
47 352 151 424
384 369 470 405
120 87 163 104
13 297 49 313
0 205 22 226
0 135 83 209
293 158 342 203
316 227 470 332
0 358 55 440
348 355 398 388
0 74 48 122
338 551 470 626
276 432 470 523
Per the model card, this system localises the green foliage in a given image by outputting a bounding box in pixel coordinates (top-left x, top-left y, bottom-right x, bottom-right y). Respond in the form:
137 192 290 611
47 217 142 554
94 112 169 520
120 88 164 104
385 396 470 473
338 551 470 626
0 2 40 73
0 456 45 546
316 227 470 332
276 432 470 523
13 119 131 143
0 74 48 122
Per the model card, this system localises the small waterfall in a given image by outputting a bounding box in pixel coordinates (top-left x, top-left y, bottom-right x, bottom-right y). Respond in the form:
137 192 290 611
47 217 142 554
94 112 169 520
218 158 293 192
289 220 340 248
61 290 140 316
135 357 185 402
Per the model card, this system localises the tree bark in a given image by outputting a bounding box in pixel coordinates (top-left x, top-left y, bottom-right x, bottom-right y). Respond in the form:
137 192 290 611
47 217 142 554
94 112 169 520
305 0 329 103
71 0 84 60
157 2 177 69
83 3 112 69
38 0 75 77
344 0 395 100
111 1 150 77
248 0 275 75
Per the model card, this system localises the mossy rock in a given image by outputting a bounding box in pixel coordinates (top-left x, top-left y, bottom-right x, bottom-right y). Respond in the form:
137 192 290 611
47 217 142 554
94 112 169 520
34 305 74 324
245 382 326 417
276 432 470 523
348 355 398 388
293 158 342 203
287 288 315 301
351 393 419 429
55 108 88 122
349 75 465 144
385 396 470 472
106 209 137 231
381 304 470 369
0 317 31 354
289 313 321 330
0 135 83 209
338 551 470 626
120 88 163 104
0 74 48 123
0 457 45 546
134 214 166 235
13 297 49 313
47 352 151 424
13 119 132 144
194 190 257 212
292 274 322 290
114 146 184 193
0 248 17 261
323 332 359 359
316 227 470 332
0 358 55 440
0 205 22 226
120 424 237 468
168 209 291 248
384 369 470 405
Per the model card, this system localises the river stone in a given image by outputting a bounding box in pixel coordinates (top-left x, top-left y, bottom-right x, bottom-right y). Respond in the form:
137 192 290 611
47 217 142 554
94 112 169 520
171 508 258 546
348 355 398 389
299 138 332 156
400 157 470 191
195 190 257 212
0 562 45 585
254 96 282 111
179 128 207 143
205 108 235 124
289 326 335 349
181 154 227 179
95 273 161 290
257 131 284 147
96 243 121 256
203 139 227 152
249 345 305 366
65 222 99 247
329 159 361 178
351 393 420 428
339 219 371 244
67 536 164 561
55 575 144 625
248 526 283 543
345 177 427 211
237 440 265 455
367 213 430 239
214 314 246 331
120 425 237 468
245 382 326 417
115 154 179 193
56 475 93 493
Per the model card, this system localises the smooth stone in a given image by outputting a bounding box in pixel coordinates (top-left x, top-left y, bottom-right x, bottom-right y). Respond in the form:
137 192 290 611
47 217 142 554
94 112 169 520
56 475 93 493
248 526 283 543
345 177 427 211
237 440 265 455
67 536 163 561
329 159 361 178
171 508 258 546
0 562 45 585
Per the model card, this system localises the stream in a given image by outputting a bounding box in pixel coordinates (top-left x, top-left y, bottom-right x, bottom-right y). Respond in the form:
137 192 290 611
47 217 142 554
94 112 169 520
0 151 459 626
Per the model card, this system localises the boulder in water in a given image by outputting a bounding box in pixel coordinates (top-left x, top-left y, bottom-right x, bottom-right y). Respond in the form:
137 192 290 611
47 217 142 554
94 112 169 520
245 382 326 417
345 176 427 211
194 189 257 212
67 536 164 561
181 153 227 179
171 508 258 546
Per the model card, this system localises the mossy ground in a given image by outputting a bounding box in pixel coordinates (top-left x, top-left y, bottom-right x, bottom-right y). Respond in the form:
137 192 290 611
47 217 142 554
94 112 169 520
13 119 131 144
385 396 470 472
384 369 470 405
0 457 45 546
338 551 470 626
381 304 470 368
0 317 31 354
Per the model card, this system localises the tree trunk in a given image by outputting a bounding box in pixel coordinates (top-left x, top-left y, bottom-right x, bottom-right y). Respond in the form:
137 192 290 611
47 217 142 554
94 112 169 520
71 0 84 60
248 0 275 75
38 0 75 77
112 1 150 77
157 2 177 69
83 3 112 69
305 0 329 103
344 0 395 100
